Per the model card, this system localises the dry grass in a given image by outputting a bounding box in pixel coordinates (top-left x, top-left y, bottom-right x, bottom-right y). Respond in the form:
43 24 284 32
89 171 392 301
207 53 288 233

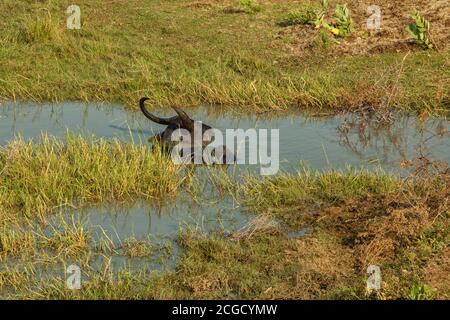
0 134 184 298
423 248 450 298
19 9 62 44
230 215 280 240
122 237 153 258
44 221 91 258
1 167 448 299
241 167 449 299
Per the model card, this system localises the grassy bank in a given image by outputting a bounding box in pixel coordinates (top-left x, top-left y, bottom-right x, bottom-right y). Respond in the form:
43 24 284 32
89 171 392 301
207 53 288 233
0 134 182 217
0 135 181 297
237 168 450 299
0 0 448 113
2 167 448 299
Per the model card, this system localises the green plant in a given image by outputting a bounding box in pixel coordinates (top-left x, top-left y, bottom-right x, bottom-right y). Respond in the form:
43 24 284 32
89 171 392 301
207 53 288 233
408 284 435 300
277 1 331 29
277 2 326 27
406 11 433 49
333 4 354 37
308 1 354 38
320 4 354 37
278 9 315 27
312 0 329 28
319 28 332 48
238 0 262 14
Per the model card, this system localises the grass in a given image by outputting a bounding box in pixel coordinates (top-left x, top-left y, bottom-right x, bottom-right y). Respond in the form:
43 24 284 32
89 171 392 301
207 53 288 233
122 237 153 258
0 0 448 113
0 134 182 217
277 4 321 27
0 134 183 291
238 168 449 299
242 167 399 211
236 0 262 14
0 222 37 258
0 0 448 298
44 220 91 258
1 165 448 299
19 9 62 44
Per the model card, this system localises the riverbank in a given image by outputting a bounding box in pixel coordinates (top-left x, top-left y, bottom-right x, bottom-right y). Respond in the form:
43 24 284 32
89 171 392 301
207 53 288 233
1 163 448 299
0 0 448 114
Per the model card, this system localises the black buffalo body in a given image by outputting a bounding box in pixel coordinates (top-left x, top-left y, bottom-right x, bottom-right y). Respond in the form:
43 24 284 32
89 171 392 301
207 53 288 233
139 97 234 164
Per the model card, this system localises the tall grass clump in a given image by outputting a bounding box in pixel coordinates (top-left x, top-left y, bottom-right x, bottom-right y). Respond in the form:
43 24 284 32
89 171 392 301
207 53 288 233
238 0 262 14
242 168 400 209
19 9 61 44
44 220 91 258
277 4 322 27
0 134 183 216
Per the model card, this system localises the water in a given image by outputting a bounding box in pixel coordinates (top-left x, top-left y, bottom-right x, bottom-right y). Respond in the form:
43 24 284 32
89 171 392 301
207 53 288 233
1 101 449 272
1 102 448 172
46 194 246 272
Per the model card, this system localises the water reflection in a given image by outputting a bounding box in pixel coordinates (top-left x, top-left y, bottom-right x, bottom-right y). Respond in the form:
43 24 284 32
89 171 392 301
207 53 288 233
337 111 449 169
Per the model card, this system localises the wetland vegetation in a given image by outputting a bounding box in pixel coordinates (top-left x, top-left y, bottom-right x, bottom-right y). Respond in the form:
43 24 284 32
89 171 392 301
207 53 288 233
0 0 448 300
0 132 448 299
0 0 448 113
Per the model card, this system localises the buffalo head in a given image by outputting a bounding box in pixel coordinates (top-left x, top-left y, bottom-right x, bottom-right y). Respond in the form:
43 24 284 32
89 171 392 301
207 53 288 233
139 97 234 164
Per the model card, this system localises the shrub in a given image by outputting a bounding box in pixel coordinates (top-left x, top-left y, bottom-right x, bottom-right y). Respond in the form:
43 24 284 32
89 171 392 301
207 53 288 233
406 11 433 49
278 1 354 39
277 4 322 27
321 4 354 38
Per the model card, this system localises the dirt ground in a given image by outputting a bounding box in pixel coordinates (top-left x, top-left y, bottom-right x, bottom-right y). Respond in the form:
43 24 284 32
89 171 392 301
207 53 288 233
424 247 450 296
274 0 450 57
188 0 449 56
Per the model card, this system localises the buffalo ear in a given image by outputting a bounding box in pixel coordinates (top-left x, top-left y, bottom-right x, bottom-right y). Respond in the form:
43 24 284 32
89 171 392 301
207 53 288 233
172 107 194 132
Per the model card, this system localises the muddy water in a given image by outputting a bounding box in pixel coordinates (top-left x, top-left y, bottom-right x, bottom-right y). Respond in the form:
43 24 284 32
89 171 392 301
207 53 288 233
1 101 449 272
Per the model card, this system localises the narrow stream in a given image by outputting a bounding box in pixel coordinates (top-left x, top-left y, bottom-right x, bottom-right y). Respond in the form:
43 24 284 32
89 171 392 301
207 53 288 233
1 101 449 274
2 102 448 172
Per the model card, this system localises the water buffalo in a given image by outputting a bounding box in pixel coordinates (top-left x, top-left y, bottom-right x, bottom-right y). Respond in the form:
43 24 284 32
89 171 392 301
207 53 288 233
139 97 234 164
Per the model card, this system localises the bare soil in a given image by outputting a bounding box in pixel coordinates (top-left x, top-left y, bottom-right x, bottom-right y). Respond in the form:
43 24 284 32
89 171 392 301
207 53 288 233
274 0 449 57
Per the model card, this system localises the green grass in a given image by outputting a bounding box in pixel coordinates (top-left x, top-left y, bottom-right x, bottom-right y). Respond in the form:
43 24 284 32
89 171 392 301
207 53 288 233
238 167 449 299
242 167 399 211
0 133 184 297
237 0 262 14
0 0 448 113
1 164 447 299
0 134 182 217
0 0 447 294
16 213 447 299
11 230 355 299
277 4 321 27
19 9 62 44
